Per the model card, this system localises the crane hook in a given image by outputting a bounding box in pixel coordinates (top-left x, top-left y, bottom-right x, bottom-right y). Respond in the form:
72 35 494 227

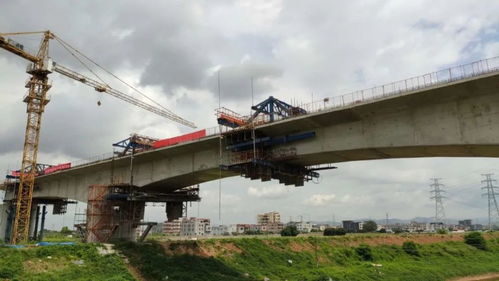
97 100 101 106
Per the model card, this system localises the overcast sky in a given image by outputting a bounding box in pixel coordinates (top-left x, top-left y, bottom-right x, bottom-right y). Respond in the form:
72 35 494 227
1 0 499 229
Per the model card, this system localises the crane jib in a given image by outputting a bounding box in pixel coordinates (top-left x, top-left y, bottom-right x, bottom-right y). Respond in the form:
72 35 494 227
52 63 196 128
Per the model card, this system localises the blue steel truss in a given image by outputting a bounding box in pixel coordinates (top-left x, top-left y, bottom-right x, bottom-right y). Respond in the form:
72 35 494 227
250 96 307 122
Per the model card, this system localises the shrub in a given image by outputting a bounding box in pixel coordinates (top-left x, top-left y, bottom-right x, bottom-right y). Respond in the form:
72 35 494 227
355 244 373 261
402 241 420 256
323 228 346 236
437 228 448 234
281 226 299 237
378 228 387 233
362 220 377 232
464 232 487 250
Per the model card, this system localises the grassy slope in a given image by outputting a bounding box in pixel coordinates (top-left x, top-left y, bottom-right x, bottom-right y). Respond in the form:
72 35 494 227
0 243 135 281
117 233 499 281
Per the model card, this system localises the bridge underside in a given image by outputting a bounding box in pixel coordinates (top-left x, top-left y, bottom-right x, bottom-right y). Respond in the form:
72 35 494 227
2 70 499 242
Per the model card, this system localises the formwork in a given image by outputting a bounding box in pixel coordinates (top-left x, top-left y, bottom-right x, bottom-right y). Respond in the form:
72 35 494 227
86 184 146 242
86 185 116 243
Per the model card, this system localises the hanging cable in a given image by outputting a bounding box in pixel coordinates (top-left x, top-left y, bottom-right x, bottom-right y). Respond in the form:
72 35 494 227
251 77 256 160
217 70 222 224
54 37 108 85
53 35 176 115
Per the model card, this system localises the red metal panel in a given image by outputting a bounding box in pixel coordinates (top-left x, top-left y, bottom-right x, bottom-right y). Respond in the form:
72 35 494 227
44 163 71 174
153 129 206 149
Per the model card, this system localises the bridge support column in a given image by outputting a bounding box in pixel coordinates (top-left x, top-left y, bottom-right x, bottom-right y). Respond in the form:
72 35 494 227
0 202 13 243
166 201 183 221
86 185 145 243
28 203 39 240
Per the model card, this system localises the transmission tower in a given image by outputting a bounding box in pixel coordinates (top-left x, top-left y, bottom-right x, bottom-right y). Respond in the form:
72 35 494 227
430 178 446 223
481 174 499 230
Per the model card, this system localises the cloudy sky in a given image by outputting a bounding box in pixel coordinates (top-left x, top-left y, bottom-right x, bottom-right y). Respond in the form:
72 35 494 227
1 0 499 229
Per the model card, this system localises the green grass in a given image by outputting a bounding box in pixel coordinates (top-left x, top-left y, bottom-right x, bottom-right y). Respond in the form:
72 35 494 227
117 235 499 281
0 243 134 281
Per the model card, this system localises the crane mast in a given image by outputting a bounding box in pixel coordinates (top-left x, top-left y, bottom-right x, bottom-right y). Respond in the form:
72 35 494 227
8 31 54 244
0 30 195 244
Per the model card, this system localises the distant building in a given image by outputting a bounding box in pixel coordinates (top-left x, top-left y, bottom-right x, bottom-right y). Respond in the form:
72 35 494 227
287 221 312 233
311 224 328 232
164 219 182 236
471 224 483 231
212 225 230 236
180 218 211 236
257 211 281 224
234 224 247 234
266 223 284 233
458 219 472 230
428 222 445 232
407 221 427 233
342 220 361 233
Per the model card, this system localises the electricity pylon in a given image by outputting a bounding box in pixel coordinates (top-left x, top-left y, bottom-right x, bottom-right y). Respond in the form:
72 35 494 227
481 174 499 230
430 178 446 223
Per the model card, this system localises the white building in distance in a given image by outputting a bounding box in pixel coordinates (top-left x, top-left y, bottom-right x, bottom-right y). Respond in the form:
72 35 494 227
180 218 211 236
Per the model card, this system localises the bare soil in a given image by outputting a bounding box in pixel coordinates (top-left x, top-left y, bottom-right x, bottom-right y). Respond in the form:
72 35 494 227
448 273 499 281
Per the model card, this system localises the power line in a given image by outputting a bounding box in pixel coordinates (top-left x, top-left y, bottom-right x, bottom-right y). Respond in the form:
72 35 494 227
430 178 446 223
481 174 499 230
217 70 222 225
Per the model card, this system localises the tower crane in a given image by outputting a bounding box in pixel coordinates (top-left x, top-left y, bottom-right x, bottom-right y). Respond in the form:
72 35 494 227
0 30 196 244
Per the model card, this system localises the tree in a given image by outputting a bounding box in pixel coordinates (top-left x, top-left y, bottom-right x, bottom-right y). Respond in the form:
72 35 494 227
464 232 487 250
362 220 377 232
60 226 72 235
378 228 387 233
281 225 299 237
323 228 346 236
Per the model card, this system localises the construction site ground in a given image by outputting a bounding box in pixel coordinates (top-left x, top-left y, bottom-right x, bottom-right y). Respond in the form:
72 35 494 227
1 232 499 280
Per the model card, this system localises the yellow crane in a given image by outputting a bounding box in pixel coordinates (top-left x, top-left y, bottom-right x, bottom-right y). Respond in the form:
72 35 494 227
0 30 196 244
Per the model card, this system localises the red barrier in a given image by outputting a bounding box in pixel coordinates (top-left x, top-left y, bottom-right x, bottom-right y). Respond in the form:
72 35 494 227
11 170 20 177
43 163 71 174
153 129 206 149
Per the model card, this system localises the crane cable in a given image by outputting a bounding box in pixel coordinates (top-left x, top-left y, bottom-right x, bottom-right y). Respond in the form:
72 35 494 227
53 37 108 86
53 35 176 115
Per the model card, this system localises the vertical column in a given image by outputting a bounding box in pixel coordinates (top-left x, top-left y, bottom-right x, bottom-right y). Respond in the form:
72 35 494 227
28 203 39 240
166 202 183 222
38 205 47 241
0 202 13 243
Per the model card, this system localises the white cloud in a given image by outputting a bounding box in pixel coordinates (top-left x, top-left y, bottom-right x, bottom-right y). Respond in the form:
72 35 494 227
1 1 499 229
248 185 291 199
305 194 336 206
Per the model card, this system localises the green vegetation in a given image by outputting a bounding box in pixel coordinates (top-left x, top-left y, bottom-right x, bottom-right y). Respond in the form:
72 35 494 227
465 231 488 250
355 244 373 261
437 228 449 234
118 233 499 281
402 241 420 256
0 243 134 281
323 228 346 236
281 225 299 236
362 220 377 232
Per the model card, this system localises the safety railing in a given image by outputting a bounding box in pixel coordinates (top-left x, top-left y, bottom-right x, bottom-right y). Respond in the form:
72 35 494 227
70 152 115 169
297 56 499 114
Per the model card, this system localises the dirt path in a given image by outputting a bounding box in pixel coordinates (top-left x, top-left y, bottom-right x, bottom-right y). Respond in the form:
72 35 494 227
126 263 147 281
449 273 499 281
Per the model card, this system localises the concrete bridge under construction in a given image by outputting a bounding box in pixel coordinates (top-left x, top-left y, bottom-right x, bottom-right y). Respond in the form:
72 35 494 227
2 64 499 242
